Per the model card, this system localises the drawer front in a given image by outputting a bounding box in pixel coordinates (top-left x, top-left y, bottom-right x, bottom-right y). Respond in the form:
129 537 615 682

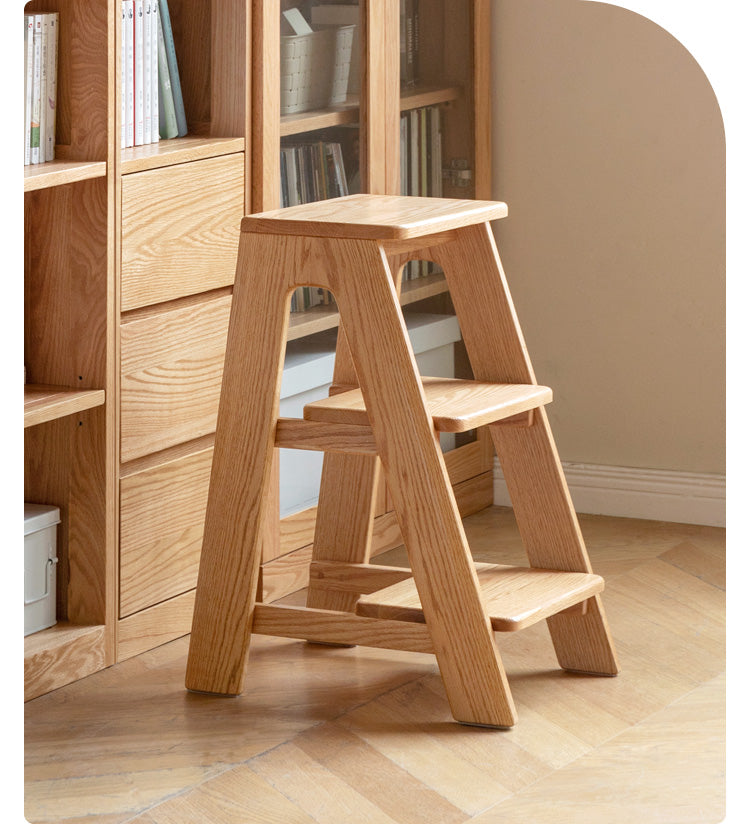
120 293 232 463
120 445 213 617
121 153 244 311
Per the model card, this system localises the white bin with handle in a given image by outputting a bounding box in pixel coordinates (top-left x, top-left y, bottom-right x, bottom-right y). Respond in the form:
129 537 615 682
24 503 60 636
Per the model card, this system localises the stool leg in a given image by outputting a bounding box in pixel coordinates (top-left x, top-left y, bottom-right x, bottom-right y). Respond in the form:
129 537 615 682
433 223 619 676
185 233 291 695
328 237 517 728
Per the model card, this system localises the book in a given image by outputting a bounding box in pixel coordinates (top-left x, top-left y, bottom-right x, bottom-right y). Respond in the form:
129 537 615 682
123 1 135 148
38 15 48 164
24 16 34 165
44 13 58 161
134 0 144 145
401 0 418 88
150 1 159 142
158 0 187 136
143 0 152 142
30 16 42 164
156 6 178 139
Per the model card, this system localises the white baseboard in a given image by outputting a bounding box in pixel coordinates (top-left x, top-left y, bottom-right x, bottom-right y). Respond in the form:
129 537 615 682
492 459 725 528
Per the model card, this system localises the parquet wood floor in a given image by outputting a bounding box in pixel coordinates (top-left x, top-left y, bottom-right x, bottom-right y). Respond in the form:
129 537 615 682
24 507 727 823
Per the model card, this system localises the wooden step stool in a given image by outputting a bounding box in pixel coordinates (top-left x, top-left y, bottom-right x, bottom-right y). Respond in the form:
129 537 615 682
185 194 619 728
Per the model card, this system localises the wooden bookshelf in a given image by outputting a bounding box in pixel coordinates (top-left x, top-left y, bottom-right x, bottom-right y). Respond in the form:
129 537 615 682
23 0 116 701
23 0 492 693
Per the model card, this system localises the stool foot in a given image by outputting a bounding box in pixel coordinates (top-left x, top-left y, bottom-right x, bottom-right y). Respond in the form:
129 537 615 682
548 595 619 676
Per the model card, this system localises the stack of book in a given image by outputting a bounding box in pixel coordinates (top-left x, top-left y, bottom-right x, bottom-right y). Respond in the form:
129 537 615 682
24 13 58 165
280 139 349 208
120 0 187 149
400 103 442 279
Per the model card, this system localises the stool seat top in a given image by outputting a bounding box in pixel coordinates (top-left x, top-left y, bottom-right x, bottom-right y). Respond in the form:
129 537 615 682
242 194 508 240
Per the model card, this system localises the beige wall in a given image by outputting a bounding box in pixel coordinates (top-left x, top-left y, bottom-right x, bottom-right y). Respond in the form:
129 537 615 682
490 0 725 475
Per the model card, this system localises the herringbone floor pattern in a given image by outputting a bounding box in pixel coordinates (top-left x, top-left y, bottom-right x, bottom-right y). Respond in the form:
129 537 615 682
24 507 726 823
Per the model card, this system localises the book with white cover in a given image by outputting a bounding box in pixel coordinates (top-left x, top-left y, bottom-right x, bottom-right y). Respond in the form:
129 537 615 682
38 15 49 164
30 16 42 164
44 13 59 161
121 2 127 147
143 1 152 142
134 0 144 145
123 1 135 147
150 2 159 142
24 16 34 165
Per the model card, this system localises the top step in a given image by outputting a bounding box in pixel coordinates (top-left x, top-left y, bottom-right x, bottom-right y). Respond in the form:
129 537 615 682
242 194 508 240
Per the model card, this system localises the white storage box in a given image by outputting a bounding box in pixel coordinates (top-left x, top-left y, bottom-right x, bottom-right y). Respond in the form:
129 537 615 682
279 312 462 516
280 25 355 115
24 503 60 636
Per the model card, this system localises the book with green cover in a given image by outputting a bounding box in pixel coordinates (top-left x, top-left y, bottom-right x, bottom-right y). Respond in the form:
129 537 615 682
158 0 187 136
156 7 178 139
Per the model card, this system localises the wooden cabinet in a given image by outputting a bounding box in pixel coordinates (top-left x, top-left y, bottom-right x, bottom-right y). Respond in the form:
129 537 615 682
24 0 492 694
24 0 116 701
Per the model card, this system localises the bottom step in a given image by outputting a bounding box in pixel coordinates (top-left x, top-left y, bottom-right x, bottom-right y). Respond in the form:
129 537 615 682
356 563 604 632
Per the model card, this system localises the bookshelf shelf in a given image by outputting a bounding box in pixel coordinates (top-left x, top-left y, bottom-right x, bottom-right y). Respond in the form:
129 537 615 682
400 84 463 112
279 85 462 139
23 160 107 192
120 136 246 175
24 384 106 429
281 101 360 137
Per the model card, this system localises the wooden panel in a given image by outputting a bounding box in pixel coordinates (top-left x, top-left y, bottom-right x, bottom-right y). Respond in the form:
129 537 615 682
24 623 107 701
120 444 214 617
117 590 196 662
121 154 244 310
250 0 280 211
120 293 232 462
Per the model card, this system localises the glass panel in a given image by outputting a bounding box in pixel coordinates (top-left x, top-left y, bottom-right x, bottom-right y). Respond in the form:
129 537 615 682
279 1 363 204
399 1 479 450
279 1 363 314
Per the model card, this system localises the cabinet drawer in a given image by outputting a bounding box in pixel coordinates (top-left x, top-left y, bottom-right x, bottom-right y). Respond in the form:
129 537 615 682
120 293 232 463
120 443 214 617
121 153 244 311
